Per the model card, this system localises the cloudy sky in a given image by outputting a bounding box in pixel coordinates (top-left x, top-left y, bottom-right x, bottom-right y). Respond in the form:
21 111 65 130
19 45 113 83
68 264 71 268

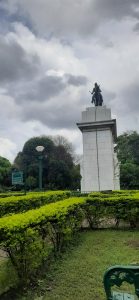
0 0 139 162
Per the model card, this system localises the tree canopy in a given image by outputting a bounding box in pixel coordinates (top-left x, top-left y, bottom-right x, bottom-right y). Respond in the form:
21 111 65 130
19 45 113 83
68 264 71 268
0 156 11 188
117 131 139 189
14 135 80 190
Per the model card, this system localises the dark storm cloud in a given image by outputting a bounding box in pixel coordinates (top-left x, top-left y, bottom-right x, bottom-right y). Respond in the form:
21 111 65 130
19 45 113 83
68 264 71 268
2 0 139 38
18 75 88 129
20 85 115 130
121 84 139 112
16 74 88 103
0 1 35 35
20 75 67 102
21 101 81 129
133 22 139 32
93 0 139 21
1 0 139 39
66 74 88 86
0 35 40 84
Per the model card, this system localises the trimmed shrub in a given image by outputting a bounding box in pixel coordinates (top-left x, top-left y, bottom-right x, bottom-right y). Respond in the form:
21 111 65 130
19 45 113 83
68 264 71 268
0 197 85 284
0 192 24 198
1 191 139 287
87 192 139 228
0 190 71 217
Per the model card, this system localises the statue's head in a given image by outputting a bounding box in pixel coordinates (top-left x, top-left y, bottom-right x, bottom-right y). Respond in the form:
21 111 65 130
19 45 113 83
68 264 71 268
95 82 98 87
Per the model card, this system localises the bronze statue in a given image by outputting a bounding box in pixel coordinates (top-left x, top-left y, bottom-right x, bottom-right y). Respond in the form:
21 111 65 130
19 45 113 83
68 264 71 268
90 82 103 106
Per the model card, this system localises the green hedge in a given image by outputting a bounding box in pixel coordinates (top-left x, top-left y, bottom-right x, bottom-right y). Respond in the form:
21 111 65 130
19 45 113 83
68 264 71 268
1 191 139 288
86 192 139 228
0 192 25 198
0 197 86 285
0 190 71 217
88 190 138 198
0 197 85 239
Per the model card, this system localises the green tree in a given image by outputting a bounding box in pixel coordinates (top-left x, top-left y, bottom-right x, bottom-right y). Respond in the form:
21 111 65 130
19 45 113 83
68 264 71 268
14 136 55 188
48 160 72 189
14 135 80 190
26 176 37 190
117 131 139 189
71 164 81 190
0 156 11 187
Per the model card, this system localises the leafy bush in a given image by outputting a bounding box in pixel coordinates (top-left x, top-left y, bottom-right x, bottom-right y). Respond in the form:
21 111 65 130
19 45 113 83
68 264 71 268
0 191 24 198
1 191 139 287
0 190 71 217
5 228 48 285
87 191 139 228
0 197 85 284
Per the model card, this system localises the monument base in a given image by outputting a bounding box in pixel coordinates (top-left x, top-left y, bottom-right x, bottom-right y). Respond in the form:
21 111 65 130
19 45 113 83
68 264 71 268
77 106 120 192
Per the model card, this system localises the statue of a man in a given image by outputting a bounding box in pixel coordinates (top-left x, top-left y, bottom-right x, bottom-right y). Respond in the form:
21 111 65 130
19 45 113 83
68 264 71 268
91 82 103 106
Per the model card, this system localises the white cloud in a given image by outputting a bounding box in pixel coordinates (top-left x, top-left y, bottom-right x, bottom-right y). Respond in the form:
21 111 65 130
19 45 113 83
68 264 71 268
0 138 17 162
3 0 139 38
0 1 139 162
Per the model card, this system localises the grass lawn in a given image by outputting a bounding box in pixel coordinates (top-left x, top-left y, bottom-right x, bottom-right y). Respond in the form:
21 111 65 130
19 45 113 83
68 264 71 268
37 230 139 300
1 229 139 300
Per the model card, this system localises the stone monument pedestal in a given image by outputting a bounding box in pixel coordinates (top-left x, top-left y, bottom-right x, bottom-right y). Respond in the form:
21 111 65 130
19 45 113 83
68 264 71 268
77 106 120 192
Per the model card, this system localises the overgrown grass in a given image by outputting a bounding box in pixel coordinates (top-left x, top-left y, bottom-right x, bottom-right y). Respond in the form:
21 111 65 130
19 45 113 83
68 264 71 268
7 230 138 300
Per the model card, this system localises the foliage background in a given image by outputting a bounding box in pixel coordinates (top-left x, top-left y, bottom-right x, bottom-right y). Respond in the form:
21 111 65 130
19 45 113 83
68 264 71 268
116 131 139 189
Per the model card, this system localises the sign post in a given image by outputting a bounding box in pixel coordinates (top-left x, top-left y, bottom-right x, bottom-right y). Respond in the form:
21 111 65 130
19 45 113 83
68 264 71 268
12 171 24 185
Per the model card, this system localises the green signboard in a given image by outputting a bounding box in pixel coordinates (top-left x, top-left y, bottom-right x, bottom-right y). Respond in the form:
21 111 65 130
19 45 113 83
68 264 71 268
12 171 24 185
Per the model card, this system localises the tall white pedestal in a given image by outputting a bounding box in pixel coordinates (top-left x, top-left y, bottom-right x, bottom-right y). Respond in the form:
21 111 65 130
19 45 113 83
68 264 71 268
77 106 120 192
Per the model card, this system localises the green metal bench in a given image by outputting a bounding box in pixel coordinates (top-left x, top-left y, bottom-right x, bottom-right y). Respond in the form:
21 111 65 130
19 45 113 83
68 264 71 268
103 265 139 300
